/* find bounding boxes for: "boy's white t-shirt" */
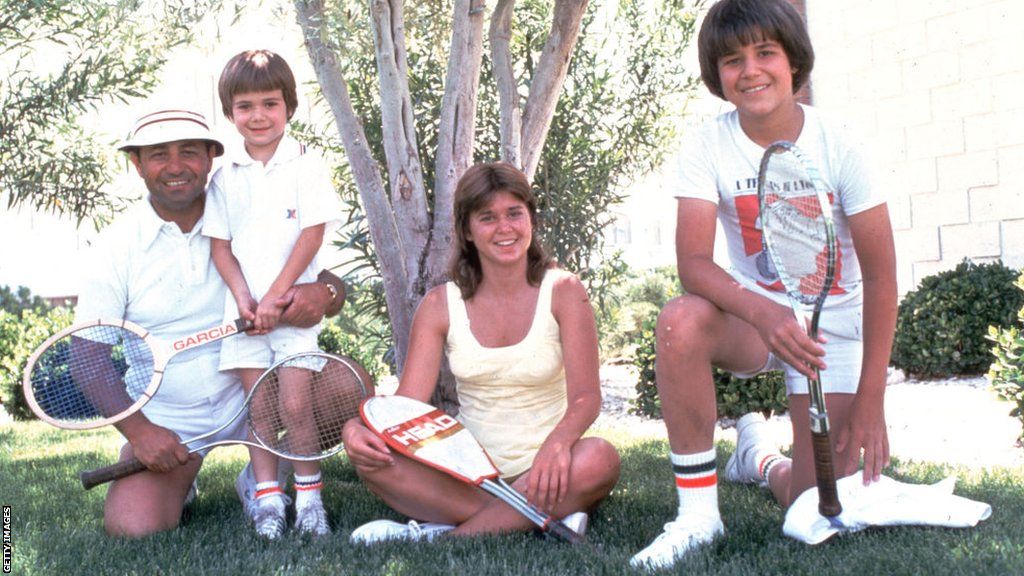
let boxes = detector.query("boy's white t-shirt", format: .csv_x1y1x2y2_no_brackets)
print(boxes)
670,104,886,309
203,134,342,300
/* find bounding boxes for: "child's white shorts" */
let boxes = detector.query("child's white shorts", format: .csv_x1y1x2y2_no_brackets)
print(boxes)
218,324,320,371
729,300,863,395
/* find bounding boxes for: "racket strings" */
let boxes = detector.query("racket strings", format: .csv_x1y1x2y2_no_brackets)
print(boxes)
27,326,154,425
761,152,835,306
247,355,365,459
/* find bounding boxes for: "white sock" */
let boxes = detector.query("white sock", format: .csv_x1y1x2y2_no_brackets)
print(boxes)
294,472,323,508
255,481,285,508
671,448,720,521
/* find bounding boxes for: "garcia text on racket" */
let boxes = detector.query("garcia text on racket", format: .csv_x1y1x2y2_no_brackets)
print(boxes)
172,324,241,351
2,505,11,574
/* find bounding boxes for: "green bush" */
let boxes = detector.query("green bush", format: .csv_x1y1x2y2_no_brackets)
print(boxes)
987,270,1024,444
0,307,74,420
631,315,788,420
318,317,391,385
892,259,1024,379
598,266,681,360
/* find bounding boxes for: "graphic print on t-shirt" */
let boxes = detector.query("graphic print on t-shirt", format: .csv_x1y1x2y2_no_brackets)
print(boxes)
732,176,845,297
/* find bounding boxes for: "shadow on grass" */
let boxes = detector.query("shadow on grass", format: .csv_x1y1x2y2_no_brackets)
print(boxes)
2,423,1022,575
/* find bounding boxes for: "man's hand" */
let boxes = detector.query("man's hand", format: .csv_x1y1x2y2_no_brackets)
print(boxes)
119,414,191,473
277,270,345,327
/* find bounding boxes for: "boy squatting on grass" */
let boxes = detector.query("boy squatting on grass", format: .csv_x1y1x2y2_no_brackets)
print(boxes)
204,49,344,540
630,0,898,569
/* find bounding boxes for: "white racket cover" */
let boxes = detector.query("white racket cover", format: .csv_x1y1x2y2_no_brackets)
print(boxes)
360,395,499,485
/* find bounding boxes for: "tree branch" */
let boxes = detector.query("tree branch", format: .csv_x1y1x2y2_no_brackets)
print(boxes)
427,0,486,282
368,0,430,283
293,0,414,366
489,0,521,168
520,0,589,181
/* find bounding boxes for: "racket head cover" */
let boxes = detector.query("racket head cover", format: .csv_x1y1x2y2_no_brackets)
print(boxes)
360,395,500,484
247,351,368,460
22,319,163,429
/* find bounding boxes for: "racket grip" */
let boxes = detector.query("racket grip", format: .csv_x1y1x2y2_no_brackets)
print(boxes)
80,457,147,490
811,431,842,518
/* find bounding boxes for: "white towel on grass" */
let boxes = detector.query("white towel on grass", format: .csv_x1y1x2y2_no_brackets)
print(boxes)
783,473,991,545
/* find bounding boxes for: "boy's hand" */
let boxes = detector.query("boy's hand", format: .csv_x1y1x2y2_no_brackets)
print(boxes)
236,294,259,332
255,295,285,332
755,302,827,379
836,392,889,485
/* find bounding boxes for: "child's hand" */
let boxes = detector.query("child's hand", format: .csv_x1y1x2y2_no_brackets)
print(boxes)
235,293,259,333
255,294,285,332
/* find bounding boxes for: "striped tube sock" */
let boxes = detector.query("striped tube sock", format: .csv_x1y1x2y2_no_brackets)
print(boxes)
671,448,721,521
758,452,788,485
255,481,285,504
294,472,324,508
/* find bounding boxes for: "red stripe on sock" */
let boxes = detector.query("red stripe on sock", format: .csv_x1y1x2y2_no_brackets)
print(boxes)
295,482,324,492
675,472,717,488
255,486,284,499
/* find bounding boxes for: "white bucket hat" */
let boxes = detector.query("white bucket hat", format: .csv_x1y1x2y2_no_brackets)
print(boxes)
118,109,224,157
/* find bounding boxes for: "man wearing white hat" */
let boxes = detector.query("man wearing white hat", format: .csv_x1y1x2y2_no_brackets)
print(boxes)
74,109,345,537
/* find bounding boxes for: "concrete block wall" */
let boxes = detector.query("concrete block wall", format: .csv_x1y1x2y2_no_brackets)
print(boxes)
806,0,1024,293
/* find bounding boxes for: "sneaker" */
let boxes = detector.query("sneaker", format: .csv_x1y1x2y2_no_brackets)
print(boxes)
253,494,290,540
561,511,588,536
295,496,331,537
725,412,771,487
349,519,455,544
630,515,725,570
235,462,294,520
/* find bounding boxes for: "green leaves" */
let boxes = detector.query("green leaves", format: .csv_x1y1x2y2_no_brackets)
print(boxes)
986,271,1024,442
892,259,1024,379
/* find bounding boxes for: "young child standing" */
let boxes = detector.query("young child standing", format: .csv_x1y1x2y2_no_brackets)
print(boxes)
204,49,342,539
630,0,897,568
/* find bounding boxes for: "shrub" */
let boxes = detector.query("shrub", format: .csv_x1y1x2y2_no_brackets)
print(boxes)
892,259,1024,379
987,270,1024,444
318,317,392,385
0,307,74,420
631,315,788,420
598,267,681,360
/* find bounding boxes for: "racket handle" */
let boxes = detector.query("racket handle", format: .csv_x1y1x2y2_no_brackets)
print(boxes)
545,518,585,545
80,457,147,490
811,431,842,518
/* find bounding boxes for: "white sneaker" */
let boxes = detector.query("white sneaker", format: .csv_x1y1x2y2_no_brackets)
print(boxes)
349,519,455,544
725,412,771,487
630,515,725,569
235,462,294,520
253,494,290,540
295,496,331,537
561,511,588,536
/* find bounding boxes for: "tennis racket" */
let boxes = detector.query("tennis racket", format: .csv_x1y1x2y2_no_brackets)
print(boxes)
360,395,583,544
80,351,369,489
22,317,251,430
757,140,842,519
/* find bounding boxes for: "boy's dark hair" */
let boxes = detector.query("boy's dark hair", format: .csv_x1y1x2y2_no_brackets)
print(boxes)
218,50,298,119
697,0,814,100
448,162,553,299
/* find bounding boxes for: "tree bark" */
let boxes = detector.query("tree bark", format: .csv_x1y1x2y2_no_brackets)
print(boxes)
490,0,522,168
520,0,589,181
294,0,415,369
368,0,431,284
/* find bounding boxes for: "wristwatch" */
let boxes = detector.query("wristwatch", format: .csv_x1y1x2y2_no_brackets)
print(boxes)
323,281,338,303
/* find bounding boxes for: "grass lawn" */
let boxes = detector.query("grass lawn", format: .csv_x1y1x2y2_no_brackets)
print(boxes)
1,420,1021,575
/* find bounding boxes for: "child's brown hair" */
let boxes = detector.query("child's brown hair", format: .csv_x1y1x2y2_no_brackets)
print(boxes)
218,50,298,119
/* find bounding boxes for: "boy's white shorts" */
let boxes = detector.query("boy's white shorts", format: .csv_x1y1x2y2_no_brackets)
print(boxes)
218,325,320,371
730,301,863,395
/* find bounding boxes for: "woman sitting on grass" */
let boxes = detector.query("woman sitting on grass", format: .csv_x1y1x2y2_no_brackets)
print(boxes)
342,161,621,543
